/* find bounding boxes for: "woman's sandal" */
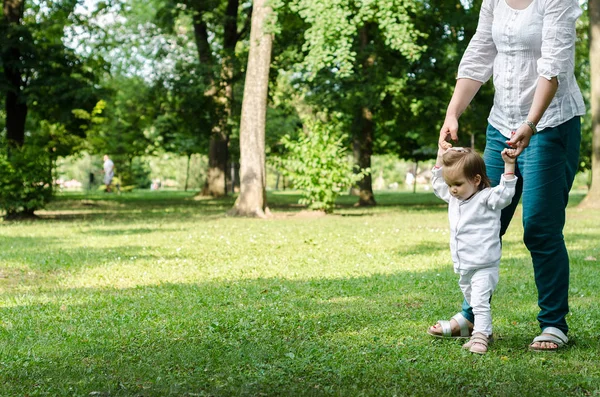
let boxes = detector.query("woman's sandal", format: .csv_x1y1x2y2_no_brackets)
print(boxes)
529,327,568,352
463,332,490,354
427,313,473,339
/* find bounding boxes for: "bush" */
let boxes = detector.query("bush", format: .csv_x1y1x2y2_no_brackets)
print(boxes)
106,156,152,189
278,118,367,213
0,145,53,218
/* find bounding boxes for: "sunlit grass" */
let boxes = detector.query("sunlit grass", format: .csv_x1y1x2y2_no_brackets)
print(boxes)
1,190,599,396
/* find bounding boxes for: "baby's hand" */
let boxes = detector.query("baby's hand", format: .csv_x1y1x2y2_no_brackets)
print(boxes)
437,141,452,157
439,141,452,150
501,148,517,164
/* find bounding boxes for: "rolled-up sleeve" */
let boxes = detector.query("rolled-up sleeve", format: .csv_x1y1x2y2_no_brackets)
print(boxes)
457,0,497,83
485,175,517,211
537,0,582,81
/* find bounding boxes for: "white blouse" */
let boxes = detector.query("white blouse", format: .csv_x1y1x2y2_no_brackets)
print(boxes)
457,0,586,138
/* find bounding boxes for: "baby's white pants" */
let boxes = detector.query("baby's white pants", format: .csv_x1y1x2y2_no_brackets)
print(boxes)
458,266,499,337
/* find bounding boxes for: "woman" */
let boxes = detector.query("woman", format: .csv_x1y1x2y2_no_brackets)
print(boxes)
428,0,585,351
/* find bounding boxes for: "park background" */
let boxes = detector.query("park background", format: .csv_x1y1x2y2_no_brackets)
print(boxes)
2,0,600,395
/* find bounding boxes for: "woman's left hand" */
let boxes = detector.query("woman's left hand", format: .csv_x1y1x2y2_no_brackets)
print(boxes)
506,123,534,156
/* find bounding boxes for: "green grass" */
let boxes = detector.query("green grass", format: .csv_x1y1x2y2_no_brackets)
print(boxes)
1,190,599,396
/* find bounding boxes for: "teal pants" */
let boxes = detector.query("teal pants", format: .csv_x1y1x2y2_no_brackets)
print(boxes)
461,117,581,334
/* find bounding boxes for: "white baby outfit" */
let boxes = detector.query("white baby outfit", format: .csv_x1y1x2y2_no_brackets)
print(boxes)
432,167,517,336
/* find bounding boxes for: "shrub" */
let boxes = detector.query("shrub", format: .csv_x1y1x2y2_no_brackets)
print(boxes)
114,157,152,189
278,118,367,213
0,145,53,219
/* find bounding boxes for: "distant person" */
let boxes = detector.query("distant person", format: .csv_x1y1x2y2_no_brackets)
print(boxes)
404,172,415,188
429,145,517,354
102,155,115,193
151,179,161,191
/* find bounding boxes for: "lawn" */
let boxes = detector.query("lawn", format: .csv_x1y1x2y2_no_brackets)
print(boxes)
1,190,599,396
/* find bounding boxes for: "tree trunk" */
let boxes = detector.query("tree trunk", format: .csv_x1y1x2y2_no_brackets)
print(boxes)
197,0,240,197
229,0,272,217
353,27,376,206
184,153,191,191
413,161,418,194
192,13,212,65
201,132,229,196
3,0,27,147
580,0,600,209
353,106,376,206
200,56,234,196
49,156,54,194
228,161,240,192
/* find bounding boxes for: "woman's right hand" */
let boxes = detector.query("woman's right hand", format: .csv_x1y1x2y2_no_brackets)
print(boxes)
439,116,459,148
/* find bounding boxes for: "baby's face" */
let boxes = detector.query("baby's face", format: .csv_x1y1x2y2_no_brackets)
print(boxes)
443,168,481,201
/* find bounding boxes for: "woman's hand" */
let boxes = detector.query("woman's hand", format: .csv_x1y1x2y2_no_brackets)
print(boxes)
439,116,459,148
506,123,534,156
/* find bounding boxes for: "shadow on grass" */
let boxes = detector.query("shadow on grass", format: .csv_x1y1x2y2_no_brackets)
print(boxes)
34,191,235,223
397,239,447,256
34,190,448,223
2,190,591,223
1,261,599,396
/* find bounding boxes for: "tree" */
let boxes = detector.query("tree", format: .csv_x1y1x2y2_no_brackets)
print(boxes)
158,0,251,197
229,0,273,217
86,76,158,186
188,0,250,197
381,1,490,163
83,0,214,186
151,0,253,196
2,0,106,147
285,0,464,205
581,0,600,208
92,0,251,194
2,0,28,147
1,0,106,217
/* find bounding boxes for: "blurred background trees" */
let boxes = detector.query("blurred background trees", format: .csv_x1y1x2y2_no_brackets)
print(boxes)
1,0,595,216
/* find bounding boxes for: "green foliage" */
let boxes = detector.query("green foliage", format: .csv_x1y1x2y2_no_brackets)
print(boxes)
575,1,591,173
0,145,53,217
288,0,425,77
370,154,417,188
274,0,485,167
0,0,108,216
86,76,157,159
1,0,108,137
70,100,108,153
36,121,85,158
266,70,304,156
278,117,367,212
152,64,213,156
383,0,489,155
72,100,108,126
143,153,208,190
108,156,152,189
127,158,153,188
32,99,106,159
